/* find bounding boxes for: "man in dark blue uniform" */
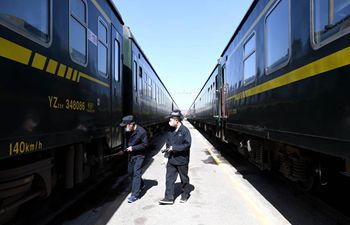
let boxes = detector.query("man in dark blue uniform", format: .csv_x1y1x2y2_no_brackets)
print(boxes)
120,115,148,203
159,110,192,205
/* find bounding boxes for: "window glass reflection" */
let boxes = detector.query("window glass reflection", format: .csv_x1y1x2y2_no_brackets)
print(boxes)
98,43,107,75
70,17,86,64
265,0,289,71
313,0,350,45
99,21,107,44
244,35,255,57
0,0,49,42
71,0,86,22
244,52,256,85
114,40,120,81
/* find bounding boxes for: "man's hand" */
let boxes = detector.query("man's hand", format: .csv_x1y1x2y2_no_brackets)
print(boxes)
161,146,173,153
126,146,133,152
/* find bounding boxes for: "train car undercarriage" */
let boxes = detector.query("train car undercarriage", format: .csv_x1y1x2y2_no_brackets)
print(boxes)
191,120,346,192
0,139,125,224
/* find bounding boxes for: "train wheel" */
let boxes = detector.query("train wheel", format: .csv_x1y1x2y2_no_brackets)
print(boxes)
297,175,316,192
297,162,327,192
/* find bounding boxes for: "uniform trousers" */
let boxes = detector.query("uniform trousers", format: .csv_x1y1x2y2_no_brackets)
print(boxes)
165,162,191,200
128,155,145,197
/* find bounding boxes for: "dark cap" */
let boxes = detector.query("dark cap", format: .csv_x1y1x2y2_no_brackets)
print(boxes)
120,115,135,127
166,110,184,121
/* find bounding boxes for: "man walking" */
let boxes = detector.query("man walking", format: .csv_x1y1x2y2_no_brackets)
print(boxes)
120,115,148,203
159,110,192,205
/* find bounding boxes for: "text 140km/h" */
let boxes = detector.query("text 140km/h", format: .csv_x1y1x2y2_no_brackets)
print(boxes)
9,141,43,156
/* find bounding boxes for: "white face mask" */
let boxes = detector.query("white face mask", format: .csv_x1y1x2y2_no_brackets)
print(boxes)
169,120,177,127
125,127,131,132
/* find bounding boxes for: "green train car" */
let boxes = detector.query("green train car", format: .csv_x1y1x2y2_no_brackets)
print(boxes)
188,0,350,189
0,0,176,221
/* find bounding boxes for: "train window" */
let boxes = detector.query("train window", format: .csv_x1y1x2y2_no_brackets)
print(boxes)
152,82,156,101
158,87,160,104
148,76,152,98
99,22,107,44
147,76,151,97
71,0,86,22
139,67,143,96
98,18,108,77
70,0,87,65
144,73,147,96
312,0,350,48
147,76,150,97
0,0,51,45
114,39,120,81
264,0,290,74
160,92,162,105
144,73,148,97
139,67,143,78
133,61,138,91
243,33,256,85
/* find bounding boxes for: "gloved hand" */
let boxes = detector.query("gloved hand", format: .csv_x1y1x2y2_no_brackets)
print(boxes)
161,146,173,153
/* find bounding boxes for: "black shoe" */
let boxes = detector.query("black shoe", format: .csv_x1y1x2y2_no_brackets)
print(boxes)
141,184,146,191
180,195,190,203
159,198,174,205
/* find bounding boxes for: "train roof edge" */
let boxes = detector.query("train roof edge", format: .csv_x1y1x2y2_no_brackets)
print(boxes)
220,0,258,57
106,0,125,25
189,1,257,110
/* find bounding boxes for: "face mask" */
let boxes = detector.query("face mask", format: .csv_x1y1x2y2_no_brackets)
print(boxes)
125,127,131,132
169,120,176,127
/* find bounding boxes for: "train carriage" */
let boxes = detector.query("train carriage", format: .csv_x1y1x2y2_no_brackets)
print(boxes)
188,0,350,188
123,27,177,128
0,0,176,222
187,65,220,136
0,0,125,158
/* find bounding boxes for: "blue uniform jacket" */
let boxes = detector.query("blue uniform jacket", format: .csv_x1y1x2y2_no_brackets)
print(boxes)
125,125,148,156
166,123,192,165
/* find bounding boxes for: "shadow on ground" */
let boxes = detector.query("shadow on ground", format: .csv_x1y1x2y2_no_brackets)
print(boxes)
51,125,170,225
192,123,350,225
138,179,159,199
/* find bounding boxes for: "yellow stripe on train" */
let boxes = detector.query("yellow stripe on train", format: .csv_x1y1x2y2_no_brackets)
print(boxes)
78,72,110,88
228,46,350,101
0,37,32,65
0,37,110,88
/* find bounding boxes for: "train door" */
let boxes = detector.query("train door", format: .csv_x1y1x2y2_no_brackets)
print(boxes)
132,54,140,113
215,73,221,138
110,25,122,148
221,64,228,119
220,64,228,142
138,65,144,114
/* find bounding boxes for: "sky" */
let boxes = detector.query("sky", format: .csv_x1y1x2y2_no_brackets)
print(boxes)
114,0,254,111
